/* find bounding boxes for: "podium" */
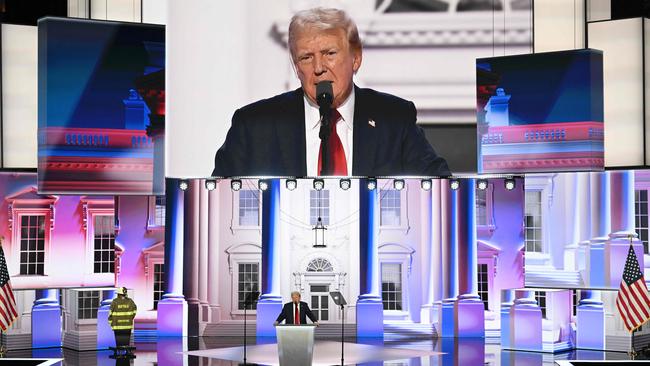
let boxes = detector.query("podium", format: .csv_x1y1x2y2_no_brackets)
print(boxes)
276,324,315,366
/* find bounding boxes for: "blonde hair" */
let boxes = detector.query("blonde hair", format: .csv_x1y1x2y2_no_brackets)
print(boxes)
290,291,301,298
288,7,362,61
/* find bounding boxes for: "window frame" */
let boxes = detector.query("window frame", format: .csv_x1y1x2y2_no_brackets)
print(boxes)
232,182,261,230
146,195,166,231
378,181,409,231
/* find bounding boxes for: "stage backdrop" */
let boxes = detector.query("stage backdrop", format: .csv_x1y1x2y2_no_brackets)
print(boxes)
37,17,165,195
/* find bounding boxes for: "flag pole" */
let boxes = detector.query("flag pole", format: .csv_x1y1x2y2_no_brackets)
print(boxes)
629,234,637,360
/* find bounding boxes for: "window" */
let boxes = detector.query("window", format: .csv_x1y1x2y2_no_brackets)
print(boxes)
477,263,489,310
77,290,100,319
154,196,165,227
310,190,330,225
535,291,546,318
380,189,401,226
525,191,543,253
153,263,164,310
476,188,488,226
635,190,649,254
238,263,259,310
306,258,333,272
572,290,579,316
19,215,45,275
93,215,115,273
239,190,260,226
381,263,402,310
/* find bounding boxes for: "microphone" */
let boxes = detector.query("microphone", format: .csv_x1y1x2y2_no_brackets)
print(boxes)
316,81,333,175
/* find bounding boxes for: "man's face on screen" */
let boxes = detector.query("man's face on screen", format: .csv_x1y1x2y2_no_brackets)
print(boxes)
293,28,361,108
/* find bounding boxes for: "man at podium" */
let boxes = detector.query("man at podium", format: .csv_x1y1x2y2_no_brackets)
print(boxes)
274,291,319,326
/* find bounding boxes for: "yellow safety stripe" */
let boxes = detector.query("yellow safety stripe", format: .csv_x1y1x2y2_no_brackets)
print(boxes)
111,325,133,330
110,311,136,316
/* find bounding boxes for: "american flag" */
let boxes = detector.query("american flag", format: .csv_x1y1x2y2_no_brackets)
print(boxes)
616,244,650,332
0,244,17,331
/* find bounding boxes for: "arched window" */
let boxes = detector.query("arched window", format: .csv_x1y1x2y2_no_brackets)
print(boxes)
306,258,333,272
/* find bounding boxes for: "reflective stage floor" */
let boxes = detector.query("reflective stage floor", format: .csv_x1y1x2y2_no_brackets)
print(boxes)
3,337,647,366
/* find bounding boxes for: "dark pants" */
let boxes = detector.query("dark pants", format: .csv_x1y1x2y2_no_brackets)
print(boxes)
114,329,132,348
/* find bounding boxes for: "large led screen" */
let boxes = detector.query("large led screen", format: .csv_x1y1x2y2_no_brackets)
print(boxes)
477,49,604,174
162,177,524,335
524,170,646,290
0,171,116,289
37,18,165,195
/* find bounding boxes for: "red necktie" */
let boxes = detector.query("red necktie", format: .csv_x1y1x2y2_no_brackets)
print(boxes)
318,109,348,175
294,303,300,325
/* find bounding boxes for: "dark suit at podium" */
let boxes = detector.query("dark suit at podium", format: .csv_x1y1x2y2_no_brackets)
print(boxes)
276,301,317,325
211,86,451,177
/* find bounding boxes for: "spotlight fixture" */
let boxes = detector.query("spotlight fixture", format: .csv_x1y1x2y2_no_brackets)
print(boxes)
393,179,405,191
450,179,460,190
477,179,488,191
179,180,189,191
258,180,269,191
367,179,377,190
505,178,516,191
286,179,297,191
339,178,351,190
205,179,217,191
421,179,432,191
231,179,242,191
313,179,325,191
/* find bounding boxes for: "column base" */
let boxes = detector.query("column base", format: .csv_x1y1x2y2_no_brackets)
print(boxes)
420,303,436,324
356,296,383,338
157,294,188,337
438,298,456,338
97,305,115,349
605,236,644,288
256,295,282,337
500,304,513,348
31,305,61,348
588,240,606,287
456,294,485,338
509,302,542,352
209,305,222,323
576,303,605,350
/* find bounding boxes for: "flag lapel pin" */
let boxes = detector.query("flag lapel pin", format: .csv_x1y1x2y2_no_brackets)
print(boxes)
368,119,376,127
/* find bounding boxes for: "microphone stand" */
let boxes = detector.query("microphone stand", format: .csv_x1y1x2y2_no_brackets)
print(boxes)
319,107,332,175
340,303,345,366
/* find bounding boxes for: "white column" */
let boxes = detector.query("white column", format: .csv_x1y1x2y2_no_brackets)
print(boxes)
183,180,201,336
198,180,210,326
588,172,610,287
207,186,222,322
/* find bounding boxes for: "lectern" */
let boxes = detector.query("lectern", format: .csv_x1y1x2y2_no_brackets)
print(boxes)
275,324,315,366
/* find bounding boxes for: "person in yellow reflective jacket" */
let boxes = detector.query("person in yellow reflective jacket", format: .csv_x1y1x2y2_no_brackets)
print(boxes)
108,287,137,355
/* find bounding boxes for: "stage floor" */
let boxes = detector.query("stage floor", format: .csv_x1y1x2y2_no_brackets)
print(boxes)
186,340,442,365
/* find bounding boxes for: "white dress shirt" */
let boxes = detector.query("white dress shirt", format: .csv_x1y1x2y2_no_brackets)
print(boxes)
292,301,301,324
304,89,354,176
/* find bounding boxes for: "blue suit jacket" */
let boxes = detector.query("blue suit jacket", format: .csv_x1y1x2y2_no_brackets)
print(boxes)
212,86,450,177
275,301,317,325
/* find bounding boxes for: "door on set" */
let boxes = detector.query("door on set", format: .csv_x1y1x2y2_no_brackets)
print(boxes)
310,284,330,321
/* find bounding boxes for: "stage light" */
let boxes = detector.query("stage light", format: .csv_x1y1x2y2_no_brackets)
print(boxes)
505,178,516,191
179,180,189,191
367,179,377,190
231,179,242,191
286,179,297,191
421,179,432,191
450,179,460,190
393,179,405,191
205,179,217,191
313,179,325,191
477,179,488,191
258,180,269,191
339,178,351,190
